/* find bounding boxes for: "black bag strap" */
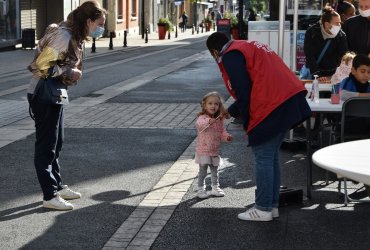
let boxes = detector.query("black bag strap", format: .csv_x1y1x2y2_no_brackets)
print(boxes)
316,39,332,65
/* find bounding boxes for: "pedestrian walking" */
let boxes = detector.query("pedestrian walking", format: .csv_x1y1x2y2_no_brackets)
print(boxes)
181,11,188,32
27,0,107,211
206,32,311,221
195,92,233,199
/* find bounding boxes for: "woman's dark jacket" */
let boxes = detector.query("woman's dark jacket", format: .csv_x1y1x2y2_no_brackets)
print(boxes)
303,22,348,77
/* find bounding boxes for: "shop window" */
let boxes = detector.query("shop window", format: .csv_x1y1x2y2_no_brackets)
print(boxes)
117,0,123,19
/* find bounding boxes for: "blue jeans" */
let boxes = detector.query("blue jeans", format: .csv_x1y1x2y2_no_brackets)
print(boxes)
251,131,287,211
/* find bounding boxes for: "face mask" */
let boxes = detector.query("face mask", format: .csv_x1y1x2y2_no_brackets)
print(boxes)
359,9,370,17
329,25,341,36
89,26,105,38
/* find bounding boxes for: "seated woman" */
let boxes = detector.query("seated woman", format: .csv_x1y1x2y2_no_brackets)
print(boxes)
303,5,348,80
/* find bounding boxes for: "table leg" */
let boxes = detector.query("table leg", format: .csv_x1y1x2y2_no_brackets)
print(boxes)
306,117,312,199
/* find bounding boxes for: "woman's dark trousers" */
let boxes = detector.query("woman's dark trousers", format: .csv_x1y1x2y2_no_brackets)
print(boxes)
28,94,64,201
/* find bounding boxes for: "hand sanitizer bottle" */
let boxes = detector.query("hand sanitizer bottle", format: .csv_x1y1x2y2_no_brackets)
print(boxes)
312,75,319,103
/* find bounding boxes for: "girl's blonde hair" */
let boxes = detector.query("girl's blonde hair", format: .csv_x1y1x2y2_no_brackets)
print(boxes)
197,91,227,118
341,51,356,65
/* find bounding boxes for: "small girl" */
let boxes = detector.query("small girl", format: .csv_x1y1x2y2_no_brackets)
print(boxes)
331,51,356,85
195,92,233,199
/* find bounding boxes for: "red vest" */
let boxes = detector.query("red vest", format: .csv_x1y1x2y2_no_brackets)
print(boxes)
218,40,306,133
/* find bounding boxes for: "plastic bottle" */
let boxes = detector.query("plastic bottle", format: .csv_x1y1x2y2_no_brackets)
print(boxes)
312,75,319,103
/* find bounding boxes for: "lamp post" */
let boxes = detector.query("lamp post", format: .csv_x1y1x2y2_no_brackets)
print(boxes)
193,0,197,29
238,0,243,39
141,0,145,39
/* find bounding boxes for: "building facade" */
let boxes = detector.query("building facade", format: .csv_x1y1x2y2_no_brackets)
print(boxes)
0,0,213,49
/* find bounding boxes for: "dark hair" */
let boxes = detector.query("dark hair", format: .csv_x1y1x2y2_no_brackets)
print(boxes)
352,54,370,69
206,32,230,53
67,1,107,42
337,0,354,15
321,6,339,24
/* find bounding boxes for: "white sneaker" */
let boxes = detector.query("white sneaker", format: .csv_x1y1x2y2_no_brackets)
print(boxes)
43,194,74,210
272,207,279,218
208,186,225,197
197,189,209,199
58,185,81,200
238,207,273,221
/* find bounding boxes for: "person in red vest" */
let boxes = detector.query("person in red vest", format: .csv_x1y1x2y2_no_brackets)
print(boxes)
206,32,311,221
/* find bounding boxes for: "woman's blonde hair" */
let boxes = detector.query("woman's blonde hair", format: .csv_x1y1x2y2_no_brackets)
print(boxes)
341,51,356,65
197,91,227,118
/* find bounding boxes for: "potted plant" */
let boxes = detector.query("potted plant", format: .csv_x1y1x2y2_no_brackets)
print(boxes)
157,18,173,40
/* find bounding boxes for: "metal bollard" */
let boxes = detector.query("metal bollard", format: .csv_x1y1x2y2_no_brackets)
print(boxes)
175,25,178,38
168,30,170,40
192,25,194,35
91,38,96,53
145,28,148,43
109,32,114,50
123,30,127,47
197,26,199,34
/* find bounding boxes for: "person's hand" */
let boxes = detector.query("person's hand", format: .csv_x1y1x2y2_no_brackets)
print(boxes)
71,68,82,81
318,76,331,83
222,111,231,119
227,135,233,142
209,118,216,124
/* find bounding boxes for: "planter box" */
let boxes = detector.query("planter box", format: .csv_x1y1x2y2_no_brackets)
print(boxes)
157,25,167,40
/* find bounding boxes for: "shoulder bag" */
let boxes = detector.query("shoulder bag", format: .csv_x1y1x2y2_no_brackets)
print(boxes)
33,67,69,105
299,39,332,80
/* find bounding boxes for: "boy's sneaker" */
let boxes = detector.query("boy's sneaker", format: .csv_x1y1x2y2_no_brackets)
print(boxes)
238,207,273,221
208,186,225,197
197,189,209,199
58,185,81,200
43,194,74,210
272,207,279,218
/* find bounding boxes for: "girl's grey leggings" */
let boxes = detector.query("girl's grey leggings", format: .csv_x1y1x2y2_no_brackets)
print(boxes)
198,164,219,188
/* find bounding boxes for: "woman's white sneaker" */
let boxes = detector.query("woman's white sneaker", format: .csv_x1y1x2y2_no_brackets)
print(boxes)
58,185,81,200
43,194,74,210
238,207,273,221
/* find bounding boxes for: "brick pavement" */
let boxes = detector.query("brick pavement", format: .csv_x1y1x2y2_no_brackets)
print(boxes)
0,30,220,249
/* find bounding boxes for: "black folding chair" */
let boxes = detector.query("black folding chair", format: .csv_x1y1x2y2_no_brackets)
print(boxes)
337,97,370,205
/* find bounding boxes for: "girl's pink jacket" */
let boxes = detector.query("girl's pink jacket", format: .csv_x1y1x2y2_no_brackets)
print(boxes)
195,114,231,156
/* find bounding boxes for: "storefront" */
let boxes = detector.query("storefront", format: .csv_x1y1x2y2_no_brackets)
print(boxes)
0,0,20,48
0,0,78,49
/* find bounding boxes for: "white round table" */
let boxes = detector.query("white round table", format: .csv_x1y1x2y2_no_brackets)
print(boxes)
312,139,370,186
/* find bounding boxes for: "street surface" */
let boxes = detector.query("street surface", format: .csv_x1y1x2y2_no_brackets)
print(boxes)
1,32,370,250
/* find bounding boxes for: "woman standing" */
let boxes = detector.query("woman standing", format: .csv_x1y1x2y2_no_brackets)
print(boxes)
303,5,348,80
27,1,107,210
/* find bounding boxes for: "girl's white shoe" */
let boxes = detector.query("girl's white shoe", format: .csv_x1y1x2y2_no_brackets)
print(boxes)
197,189,209,199
208,186,225,197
